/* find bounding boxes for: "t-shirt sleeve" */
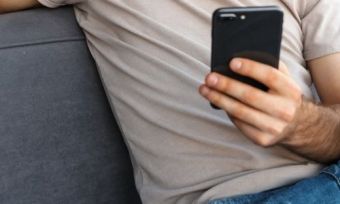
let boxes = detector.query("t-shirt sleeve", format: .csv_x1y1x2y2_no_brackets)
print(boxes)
37,0,85,8
302,0,340,60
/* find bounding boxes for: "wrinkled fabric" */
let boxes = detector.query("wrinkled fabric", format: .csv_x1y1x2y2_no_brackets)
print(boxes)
209,161,340,204
37,0,340,203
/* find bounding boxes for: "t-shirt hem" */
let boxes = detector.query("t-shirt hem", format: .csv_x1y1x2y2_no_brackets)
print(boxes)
304,46,340,61
37,0,64,8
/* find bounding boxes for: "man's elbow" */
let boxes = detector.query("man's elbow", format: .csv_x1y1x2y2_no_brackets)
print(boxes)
0,1,9,14
0,0,41,14
0,0,15,14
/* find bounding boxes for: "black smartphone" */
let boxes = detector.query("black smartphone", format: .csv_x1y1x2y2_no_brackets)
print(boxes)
211,6,284,109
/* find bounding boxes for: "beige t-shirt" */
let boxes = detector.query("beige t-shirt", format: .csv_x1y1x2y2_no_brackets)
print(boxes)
38,0,340,203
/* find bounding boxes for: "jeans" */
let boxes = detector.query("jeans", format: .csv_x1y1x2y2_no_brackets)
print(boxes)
209,161,340,204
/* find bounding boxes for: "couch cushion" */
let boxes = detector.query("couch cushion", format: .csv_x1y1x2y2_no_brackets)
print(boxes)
0,7,83,49
0,7,141,204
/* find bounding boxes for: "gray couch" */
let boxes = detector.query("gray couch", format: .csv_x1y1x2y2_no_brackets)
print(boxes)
0,7,141,204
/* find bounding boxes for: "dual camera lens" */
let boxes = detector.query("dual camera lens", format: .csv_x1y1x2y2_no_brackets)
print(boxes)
219,14,246,21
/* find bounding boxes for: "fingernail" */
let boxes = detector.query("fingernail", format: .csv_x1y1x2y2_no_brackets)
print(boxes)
207,74,218,86
200,86,210,96
230,59,242,71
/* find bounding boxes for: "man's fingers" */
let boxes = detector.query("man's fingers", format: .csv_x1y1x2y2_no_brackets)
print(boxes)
199,86,287,135
204,73,297,122
232,118,278,147
229,58,301,99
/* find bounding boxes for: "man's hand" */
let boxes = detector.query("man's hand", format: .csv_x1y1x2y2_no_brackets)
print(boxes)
200,58,303,146
0,0,40,14
199,58,340,164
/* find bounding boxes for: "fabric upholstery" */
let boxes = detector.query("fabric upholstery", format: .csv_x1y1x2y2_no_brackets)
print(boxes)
0,7,141,204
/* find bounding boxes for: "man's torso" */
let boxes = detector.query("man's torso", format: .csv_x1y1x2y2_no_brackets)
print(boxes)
72,1,322,203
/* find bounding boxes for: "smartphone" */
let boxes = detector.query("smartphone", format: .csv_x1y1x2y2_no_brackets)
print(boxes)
211,6,284,109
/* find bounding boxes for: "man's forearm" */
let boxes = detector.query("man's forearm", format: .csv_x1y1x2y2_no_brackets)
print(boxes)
0,0,40,14
282,100,340,164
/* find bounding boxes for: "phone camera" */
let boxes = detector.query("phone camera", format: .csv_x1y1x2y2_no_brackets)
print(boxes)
219,13,237,21
240,15,246,20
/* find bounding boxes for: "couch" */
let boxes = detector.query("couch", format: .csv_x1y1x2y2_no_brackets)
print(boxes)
0,6,142,204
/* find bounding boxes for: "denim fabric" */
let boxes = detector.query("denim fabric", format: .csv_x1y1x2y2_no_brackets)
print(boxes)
209,161,340,204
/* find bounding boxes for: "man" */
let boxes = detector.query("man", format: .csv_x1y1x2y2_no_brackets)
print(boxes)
1,0,340,203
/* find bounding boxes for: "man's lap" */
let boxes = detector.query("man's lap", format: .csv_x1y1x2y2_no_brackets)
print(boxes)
209,161,340,204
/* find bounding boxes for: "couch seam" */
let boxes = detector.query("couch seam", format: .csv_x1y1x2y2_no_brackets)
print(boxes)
0,36,85,50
